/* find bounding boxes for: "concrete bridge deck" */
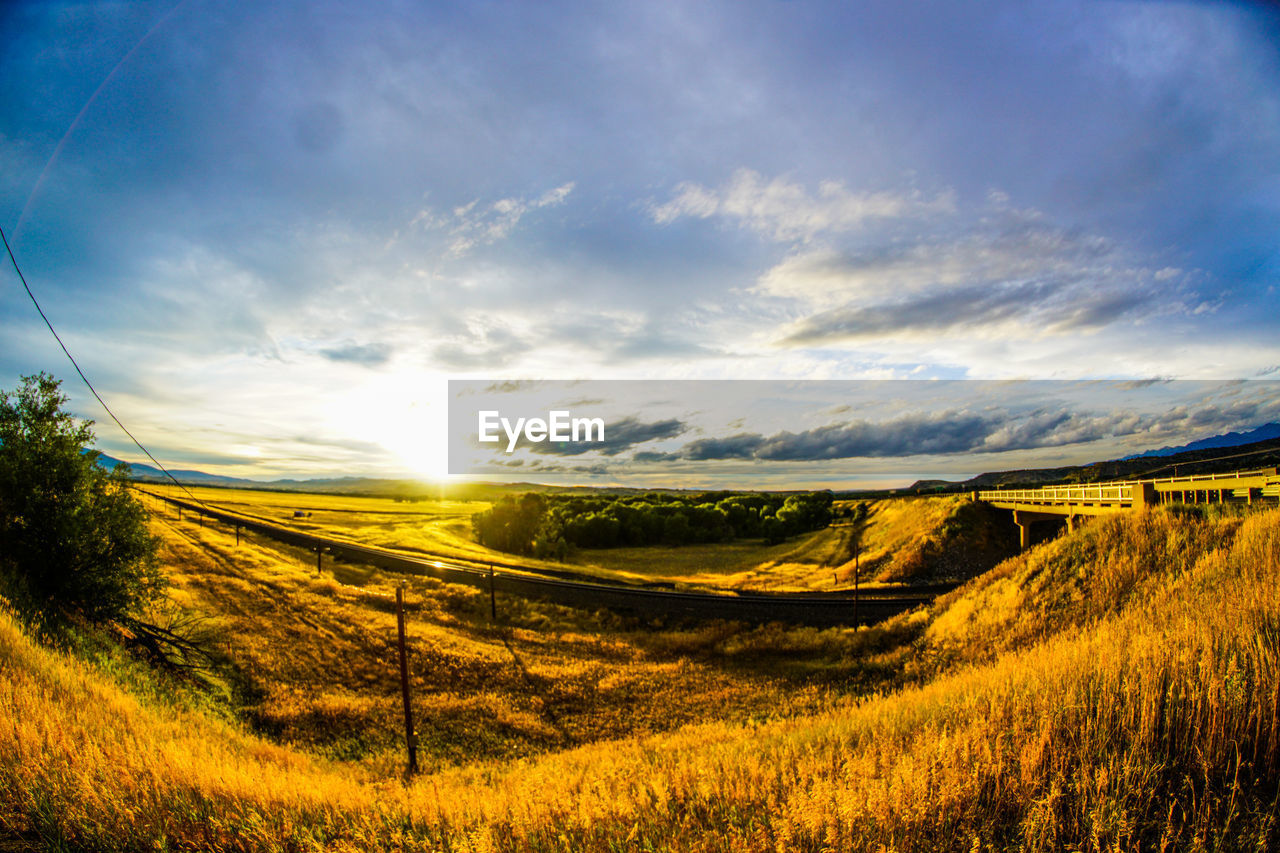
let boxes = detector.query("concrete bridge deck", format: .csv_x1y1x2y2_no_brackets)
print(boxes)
978,467,1280,548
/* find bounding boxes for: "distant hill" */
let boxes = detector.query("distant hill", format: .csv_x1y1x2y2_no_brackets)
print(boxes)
95,453,258,487
93,452,680,501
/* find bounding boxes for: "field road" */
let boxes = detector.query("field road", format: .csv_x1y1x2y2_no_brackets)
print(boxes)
139,490,947,627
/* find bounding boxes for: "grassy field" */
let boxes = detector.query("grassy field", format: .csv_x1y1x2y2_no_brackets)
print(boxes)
140,485,1009,590
2,500,1277,849
123,504,856,772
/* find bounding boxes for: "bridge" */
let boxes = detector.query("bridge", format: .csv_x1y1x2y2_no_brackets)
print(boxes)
978,467,1280,548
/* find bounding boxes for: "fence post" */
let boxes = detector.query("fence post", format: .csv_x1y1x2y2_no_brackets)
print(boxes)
396,586,419,775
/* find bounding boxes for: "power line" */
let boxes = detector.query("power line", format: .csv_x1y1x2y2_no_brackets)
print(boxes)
0,221,208,509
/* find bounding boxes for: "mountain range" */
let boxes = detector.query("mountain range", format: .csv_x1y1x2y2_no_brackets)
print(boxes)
1119,422,1280,459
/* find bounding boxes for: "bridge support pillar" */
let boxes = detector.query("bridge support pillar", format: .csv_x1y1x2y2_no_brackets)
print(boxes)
1133,482,1156,510
1013,509,1058,550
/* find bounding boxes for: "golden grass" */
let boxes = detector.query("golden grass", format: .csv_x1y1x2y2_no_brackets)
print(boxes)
3,506,1277,850
126,501,835,773
562,524,864,591
143,483,510,570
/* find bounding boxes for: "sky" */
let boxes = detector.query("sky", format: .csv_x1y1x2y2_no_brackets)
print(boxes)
1,0,1279,486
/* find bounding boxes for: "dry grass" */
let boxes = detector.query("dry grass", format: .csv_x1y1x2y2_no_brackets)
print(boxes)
127,500,836,772
2,505,1277,851
566,524,865,591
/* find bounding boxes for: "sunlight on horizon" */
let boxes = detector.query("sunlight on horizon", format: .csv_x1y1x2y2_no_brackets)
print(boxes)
328,373,450,481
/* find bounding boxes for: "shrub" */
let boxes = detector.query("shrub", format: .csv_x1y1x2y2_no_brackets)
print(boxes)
0,373,161,624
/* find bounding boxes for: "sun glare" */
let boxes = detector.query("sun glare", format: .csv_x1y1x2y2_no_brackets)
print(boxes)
330,374,451,481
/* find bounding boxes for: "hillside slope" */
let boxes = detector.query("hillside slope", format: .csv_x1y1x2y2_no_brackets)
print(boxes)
2,506,1277,851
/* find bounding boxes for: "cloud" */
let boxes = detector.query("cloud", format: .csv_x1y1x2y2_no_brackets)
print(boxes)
481,380,539,394
675,411,993,461
680,433,767,460
414,182,575,258
531,312,730,364
651,169,954,241
5,1,1278,484
529,416,688,457
757,206,1194,346
779,278,1164,345
512,460,612,477
632,450,681,463
755,219,1114,304
979,410,1148,453
761,412,997,460
431,322,531,369
656,398,1280,464
319,341,393,367
647,170,1201,351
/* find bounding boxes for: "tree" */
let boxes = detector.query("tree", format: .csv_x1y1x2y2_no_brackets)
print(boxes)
0,373,161,623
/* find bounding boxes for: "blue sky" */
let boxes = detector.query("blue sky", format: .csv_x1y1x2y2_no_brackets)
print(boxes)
2,0,1279,484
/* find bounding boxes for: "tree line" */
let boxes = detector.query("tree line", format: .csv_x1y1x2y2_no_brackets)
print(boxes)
473,490,834,558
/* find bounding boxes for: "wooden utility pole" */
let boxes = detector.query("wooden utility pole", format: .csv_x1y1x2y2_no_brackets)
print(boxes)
395,586,419,775
853,548,860,625
489,564,497,620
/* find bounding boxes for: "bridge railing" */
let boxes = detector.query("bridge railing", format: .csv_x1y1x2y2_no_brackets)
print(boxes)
978,466,1280,506
978,483,1135,504
1148,467,1278,487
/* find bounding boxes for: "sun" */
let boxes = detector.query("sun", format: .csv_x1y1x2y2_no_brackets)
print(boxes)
329,374,452,481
